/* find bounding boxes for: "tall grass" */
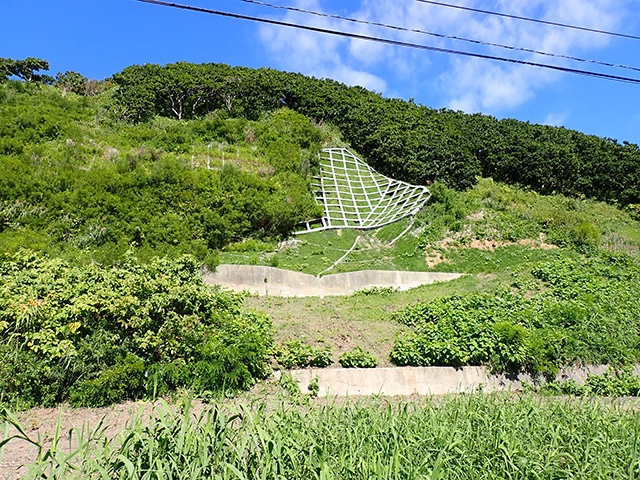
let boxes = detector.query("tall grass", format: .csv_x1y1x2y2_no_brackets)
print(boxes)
4,395,640,479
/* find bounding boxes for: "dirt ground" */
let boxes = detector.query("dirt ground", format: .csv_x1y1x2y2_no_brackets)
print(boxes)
2,401,137,479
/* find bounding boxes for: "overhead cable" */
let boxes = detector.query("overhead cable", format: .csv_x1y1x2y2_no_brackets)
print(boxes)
135,0,640,85
234,0,640,73
414,0,640,41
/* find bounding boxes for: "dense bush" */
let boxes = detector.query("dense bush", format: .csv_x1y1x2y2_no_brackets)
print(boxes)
339,347,378,368
0,81,322,265
0,251,273,408
390,254,640,374
273,339,333,369
529,367,640,396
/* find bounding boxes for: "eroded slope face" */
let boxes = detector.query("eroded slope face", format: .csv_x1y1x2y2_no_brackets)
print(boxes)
298,148,431,233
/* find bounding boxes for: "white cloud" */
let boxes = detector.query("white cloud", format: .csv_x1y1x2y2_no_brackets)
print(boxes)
258,0,629,114
543,111,570,126
332,65,387,92
438,0,625,113
258,0,387,91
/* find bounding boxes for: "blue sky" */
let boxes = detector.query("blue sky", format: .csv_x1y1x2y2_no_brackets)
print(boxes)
3,0,640,145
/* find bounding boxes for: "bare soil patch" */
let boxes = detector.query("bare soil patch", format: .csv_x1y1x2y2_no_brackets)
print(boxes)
424,233,557,267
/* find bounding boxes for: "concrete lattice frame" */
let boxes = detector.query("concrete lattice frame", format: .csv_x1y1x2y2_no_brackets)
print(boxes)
297,148,431,234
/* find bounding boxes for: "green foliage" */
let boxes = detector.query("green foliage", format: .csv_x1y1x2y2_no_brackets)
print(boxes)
9,396,640,479
339,346,378,368
256,108,322,175
527,378,587,396
223,238,276,253
0,81,91,155
307,375,320,397
0,79,326,264
273,339,333,369
0,57,51,83
278,372,301,398
529,367,640,397
390,253,640,374
110,61,640,204
0,251,273,408
419,179,636,253
69,355,146,408
55,71,87,95
417,181,477,246
352,286,398,296
585,367,640,396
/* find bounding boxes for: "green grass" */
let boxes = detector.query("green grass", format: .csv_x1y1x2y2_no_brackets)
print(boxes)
245,273,503,366
221,218,433,275
430,244,576,273
221,178,640,278
6,394,640,479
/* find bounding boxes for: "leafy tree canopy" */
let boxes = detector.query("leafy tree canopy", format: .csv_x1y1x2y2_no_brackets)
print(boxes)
110,62,640,205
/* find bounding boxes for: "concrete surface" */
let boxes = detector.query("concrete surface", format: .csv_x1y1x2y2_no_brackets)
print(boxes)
203,265,465,297
289,364,640,397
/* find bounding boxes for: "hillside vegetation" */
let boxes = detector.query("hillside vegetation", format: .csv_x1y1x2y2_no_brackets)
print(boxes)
1,61,640,409
111,62,640,205
246,179,640,373
0,80,332,267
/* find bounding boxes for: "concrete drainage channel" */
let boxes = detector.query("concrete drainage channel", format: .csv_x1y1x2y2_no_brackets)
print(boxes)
288,365,640,397
203,264,465,297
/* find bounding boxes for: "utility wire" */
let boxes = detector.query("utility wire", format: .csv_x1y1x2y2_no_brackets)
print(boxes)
135,0,640,85
415,0,640,41
234,0,640,73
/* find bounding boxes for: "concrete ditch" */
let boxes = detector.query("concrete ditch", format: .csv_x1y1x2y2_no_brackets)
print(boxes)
289,365,640,397
203,264,465,297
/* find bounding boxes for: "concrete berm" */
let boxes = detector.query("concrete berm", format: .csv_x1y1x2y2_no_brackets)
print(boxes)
203,265,465,297
289,364,640,397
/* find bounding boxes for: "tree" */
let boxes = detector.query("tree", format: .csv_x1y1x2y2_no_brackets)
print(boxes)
156,62,210,120
14,57,50,82
55,70,87,95
0,57,51,83
0,58,14,83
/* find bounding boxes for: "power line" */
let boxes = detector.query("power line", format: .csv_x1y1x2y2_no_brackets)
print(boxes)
414,0,640,41
234,0,640,74
135,0,640,85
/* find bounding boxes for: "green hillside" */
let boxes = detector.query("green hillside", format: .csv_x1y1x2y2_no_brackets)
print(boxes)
111,62,640,204
1,60,640,410
0,80,331,267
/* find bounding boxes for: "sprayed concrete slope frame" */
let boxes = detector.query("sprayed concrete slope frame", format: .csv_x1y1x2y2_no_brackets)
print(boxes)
296,148,431,234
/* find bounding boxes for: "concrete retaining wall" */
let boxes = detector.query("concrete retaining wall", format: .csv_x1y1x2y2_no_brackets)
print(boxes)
203,265,464,297
289,365,640,397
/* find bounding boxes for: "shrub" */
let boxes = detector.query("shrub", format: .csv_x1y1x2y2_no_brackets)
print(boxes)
528,368,640,397
0,251,274,408
390,254,640,374
278,372,301,398
307,376,320,397
273,339,332,369
585,367,640,396
69,355,146,407
339,347,378,368
352,286,398,296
